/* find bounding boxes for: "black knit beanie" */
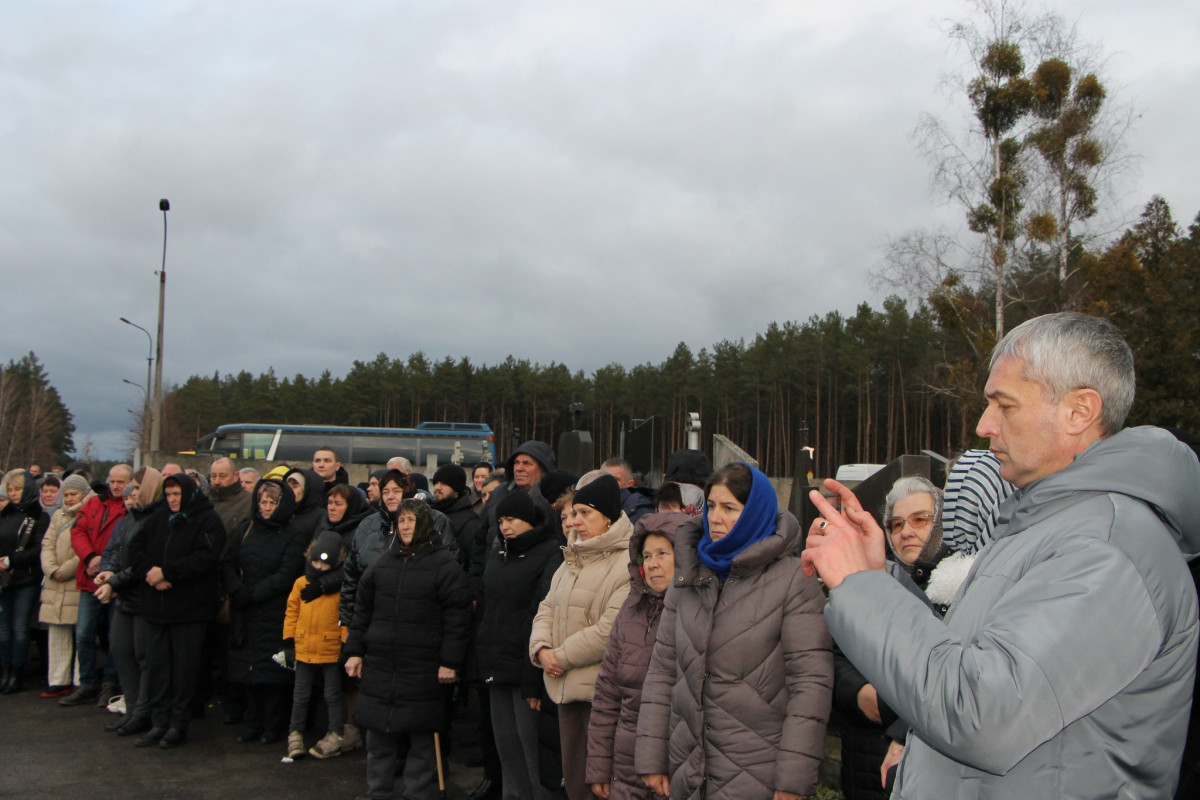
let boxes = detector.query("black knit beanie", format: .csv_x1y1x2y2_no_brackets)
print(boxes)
573,473,622,524
432,464,467,496
495,490,538,527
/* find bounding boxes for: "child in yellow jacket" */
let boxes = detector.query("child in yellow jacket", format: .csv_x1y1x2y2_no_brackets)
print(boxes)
283,530,347,759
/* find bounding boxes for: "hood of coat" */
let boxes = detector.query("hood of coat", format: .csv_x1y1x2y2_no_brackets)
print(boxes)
252,478,297,528
998,425,1200,559
284,468,326,517
503,440,557,482
163,473,216,520
674,510,801,585
329,486,371,533
136,467,164,509
627,511,686,598
2,469,39,513
565,510,634,566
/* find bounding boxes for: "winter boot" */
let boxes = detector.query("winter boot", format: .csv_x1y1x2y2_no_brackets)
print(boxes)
287,730,306,759
340,722,362,752
308,731,343,759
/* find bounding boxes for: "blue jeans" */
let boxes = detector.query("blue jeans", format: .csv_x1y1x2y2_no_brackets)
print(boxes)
75,591,118,690
0,583,40,670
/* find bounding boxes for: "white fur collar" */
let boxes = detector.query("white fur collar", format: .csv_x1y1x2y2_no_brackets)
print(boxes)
925,551,976,606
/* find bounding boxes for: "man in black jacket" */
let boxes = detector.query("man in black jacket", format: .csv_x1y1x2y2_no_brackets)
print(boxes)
431,464,480,574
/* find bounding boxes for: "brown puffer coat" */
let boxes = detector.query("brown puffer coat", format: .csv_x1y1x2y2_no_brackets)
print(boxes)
634,512,833,800
585,512,685,799
529,512,633,704
39,497,89,625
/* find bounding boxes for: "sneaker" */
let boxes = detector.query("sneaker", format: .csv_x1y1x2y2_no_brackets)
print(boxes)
308,731,343,759
107,694,126,715
340,722,362,752
287,731,306,759
59,686,97,707
97,683,120,708
40,685,73,699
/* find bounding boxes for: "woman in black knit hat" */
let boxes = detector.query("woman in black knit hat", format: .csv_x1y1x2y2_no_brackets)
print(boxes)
529,473,633,800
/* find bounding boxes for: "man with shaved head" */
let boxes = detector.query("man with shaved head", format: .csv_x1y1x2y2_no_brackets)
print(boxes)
208,457,251,537
62,464,131,706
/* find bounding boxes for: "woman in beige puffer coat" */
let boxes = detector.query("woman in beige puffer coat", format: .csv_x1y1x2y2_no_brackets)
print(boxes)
530,473,633,800
39,474,92,694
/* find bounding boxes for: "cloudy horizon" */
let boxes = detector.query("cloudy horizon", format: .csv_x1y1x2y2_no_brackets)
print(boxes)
3,1,1197,460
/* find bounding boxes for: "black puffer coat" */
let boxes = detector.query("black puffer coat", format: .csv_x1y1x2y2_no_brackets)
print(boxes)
475,508,562,697
339,503,462,627
344,530,471,734
223,479,307,685
0,473,50,589
433,491,480,573
129,475,225,625
105,499,165,617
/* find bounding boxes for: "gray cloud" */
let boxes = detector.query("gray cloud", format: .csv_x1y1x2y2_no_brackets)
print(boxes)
2,1,1196,459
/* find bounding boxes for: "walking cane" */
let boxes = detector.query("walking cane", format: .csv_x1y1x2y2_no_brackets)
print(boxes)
433,731,447,800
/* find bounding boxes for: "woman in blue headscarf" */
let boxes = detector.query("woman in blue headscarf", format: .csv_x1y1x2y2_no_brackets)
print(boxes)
634,463,833,800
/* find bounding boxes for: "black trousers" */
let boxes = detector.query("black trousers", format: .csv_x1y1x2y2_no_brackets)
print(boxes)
136,617,207,731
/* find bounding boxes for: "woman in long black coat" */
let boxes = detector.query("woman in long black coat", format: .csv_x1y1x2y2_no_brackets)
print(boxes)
0,470,50,693
223,478,307,744
344,499,471,800
128,472,225,748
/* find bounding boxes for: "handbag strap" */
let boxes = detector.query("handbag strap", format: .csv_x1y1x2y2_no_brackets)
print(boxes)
13,516,36,553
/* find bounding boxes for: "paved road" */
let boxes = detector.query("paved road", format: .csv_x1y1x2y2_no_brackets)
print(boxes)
0,686,486,799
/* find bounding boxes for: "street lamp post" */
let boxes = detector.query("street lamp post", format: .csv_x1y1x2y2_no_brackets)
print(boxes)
122,378,147,470
120,317,153,468
149,199,169,455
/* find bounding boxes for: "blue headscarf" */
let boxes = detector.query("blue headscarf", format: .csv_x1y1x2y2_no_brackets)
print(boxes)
696,463,778,581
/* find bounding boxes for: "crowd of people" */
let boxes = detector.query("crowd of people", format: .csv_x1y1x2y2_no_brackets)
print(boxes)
1,312,1198,800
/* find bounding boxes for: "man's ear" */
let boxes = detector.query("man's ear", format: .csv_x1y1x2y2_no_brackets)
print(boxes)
1063,387,1103,435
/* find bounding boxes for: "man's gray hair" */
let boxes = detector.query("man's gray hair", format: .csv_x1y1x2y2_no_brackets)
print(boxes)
990,312,1135,436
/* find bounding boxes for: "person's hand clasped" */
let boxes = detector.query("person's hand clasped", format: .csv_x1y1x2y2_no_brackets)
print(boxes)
537,647,564,679
642,774,670,796
437,666,456,684
800,478,887,589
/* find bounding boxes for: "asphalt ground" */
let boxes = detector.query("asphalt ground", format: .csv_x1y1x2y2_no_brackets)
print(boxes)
0,669,487,800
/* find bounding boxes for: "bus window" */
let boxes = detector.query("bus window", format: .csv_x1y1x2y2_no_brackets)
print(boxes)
274,432,332,461
242,432,274,460
351,435,397,465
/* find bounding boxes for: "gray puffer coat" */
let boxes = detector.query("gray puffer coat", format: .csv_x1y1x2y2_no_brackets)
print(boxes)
827,426,1200,800
634,511,833,800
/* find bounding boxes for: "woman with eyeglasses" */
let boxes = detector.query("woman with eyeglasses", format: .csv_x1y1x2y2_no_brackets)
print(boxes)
831,476,955,800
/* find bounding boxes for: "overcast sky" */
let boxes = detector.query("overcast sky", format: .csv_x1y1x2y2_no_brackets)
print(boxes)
3,1,1197,460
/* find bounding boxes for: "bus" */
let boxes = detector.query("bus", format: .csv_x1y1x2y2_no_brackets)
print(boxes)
193,422,497,468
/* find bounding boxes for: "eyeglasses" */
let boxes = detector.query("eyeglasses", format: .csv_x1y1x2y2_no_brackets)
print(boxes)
887,512,934,536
